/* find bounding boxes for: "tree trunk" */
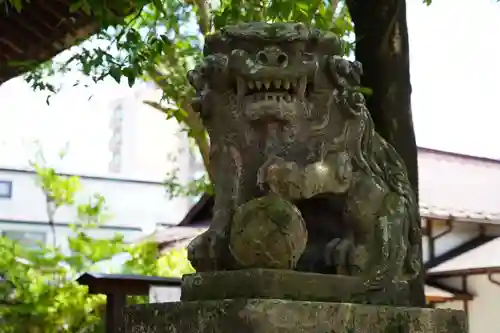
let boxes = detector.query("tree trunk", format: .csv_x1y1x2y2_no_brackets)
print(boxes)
346,0,425,306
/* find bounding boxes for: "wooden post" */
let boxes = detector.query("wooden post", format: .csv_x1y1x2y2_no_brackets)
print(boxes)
76,273,181,333
106,293,127,333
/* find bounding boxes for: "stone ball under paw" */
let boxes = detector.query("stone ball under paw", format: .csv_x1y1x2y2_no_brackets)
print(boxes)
229,195,308,269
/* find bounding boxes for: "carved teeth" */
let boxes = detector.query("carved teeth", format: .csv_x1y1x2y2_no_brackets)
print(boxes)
237,77,247,98
241,77,306,97
296,76,307,99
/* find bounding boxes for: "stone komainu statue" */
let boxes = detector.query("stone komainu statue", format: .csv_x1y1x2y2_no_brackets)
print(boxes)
186,22,422,288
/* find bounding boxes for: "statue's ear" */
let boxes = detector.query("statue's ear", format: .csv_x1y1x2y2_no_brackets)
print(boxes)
349,61,363,85
187,68,204,92
309,31,342,56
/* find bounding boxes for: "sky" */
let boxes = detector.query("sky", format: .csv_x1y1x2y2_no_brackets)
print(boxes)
0,74,129,173
407,0,500,158
0,0,499,176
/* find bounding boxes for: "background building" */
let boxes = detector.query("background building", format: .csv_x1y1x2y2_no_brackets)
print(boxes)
0,80,204,251
0,167,175,252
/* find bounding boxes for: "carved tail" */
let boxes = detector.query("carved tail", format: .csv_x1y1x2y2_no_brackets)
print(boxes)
378,140,422,279
356,112,422,280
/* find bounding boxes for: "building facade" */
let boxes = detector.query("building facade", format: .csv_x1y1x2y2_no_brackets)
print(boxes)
0,80,205,253
107,82,204,184
419,149,500,333
0,167,184,252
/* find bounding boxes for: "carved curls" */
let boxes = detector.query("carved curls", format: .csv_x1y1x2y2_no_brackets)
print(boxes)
328,55,363,89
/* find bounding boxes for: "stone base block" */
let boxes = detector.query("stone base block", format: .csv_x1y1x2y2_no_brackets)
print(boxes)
182,269,411,306
122,299,467,333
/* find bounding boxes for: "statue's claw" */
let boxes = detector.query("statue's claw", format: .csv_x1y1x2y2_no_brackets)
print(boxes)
257,157,284,192
257,163,267,191
324,238,354,275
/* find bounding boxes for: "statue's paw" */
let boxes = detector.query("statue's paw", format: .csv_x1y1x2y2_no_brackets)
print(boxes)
187,233,211,272
325,238,354,275
257,157,286,191
187,229,228,272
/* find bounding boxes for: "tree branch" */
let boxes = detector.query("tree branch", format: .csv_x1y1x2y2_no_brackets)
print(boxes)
45,197,57,249
192,0,211,35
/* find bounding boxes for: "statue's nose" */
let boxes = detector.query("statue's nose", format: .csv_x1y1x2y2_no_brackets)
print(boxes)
256,50,288,67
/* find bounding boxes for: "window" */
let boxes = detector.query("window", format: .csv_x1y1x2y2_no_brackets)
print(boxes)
0,181,12,199
2,230,47,249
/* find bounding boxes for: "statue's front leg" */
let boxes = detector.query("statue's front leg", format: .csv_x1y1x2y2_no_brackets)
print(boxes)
365,193,410,288
187,209,232,272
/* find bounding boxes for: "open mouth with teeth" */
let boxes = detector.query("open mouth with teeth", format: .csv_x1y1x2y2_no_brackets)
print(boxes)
235,76,308,102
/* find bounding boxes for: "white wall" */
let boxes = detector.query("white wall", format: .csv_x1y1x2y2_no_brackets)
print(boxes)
436,274,500,333
149,285,182,303
422,220,500,263
423,221,479,263
0,220,141,254
107,82,202,186
0,168,191,237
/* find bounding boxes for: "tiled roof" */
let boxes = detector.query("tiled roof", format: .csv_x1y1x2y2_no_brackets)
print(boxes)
139,226,207,251
418,148,500,222
0,0,141,84
428,237,500,276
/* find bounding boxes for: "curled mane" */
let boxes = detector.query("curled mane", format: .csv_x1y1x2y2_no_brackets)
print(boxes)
348,100,421,279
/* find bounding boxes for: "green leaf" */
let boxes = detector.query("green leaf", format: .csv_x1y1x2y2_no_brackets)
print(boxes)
9,0,23,12
68,1,83,13
355,86,373,96
109,66,122,84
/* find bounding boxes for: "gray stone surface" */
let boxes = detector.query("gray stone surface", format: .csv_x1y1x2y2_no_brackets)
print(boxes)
181,269,411,306
122,299,467,333
186,21,422,295
122,22,468,333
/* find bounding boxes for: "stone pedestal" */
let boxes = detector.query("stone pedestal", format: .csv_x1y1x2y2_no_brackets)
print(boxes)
181,269,412,306
122,270,467,333
123,299,466,333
